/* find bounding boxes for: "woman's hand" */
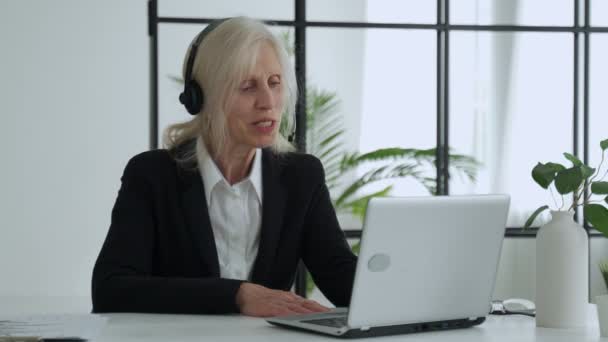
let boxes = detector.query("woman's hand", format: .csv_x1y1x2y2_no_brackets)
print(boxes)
236,282,330,317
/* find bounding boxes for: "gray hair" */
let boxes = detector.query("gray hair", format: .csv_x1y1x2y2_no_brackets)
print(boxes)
163,16,297,163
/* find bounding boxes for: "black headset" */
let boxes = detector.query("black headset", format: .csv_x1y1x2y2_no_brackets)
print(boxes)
179,18,297,143
179,19,229,115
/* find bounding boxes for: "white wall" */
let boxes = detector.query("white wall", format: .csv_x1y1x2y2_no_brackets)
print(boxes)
0,0,149,314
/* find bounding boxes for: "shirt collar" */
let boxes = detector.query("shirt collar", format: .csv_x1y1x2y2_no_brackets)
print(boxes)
196,137,263,205
249,146,263,204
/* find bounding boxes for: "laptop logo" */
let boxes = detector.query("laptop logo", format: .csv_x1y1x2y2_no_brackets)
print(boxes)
368,253,391,272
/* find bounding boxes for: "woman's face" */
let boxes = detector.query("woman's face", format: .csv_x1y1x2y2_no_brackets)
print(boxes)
225,42,284,151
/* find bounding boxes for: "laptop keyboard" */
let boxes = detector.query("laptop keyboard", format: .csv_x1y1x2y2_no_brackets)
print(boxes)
302,316,348,328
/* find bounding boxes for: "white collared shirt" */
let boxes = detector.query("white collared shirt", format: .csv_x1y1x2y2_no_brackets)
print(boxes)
196,138,263,280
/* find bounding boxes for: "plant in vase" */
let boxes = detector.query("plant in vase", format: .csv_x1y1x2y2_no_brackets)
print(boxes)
596,199,608,337
525,138,608,329
597,262,608,336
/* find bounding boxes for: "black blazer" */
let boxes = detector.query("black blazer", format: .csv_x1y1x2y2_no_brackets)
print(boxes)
91,142,357,314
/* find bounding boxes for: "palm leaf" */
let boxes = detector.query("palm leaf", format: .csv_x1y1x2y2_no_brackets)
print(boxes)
305,87,346,193
283,33,478,226
340,148,434,173
341,185,393,218
334,149,479,215
334,163,422,207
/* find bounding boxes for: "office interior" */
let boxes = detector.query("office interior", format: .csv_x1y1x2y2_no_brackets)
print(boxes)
1,0,608,316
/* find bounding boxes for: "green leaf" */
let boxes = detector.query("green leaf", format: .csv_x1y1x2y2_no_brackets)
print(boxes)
343,185,393,221
303,76,479,223
532,162,565,189
340,149,416,173
592,182,608,195
306,271,315,296
582,165,596,179
306,87,342,159
318,143,342,161
584,204,608,236
555,166,583,194
547,162,567,170
524,205,550,229
351,241,361,255
335,166,390,207
601,139,608,151
278,30,295,57
563,153,583,166
168,75,184,84
600,261,608,289
319,130,344,148
334,163,422,207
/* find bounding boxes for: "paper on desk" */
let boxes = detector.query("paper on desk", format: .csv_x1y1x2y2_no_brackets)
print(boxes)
0,314,106,340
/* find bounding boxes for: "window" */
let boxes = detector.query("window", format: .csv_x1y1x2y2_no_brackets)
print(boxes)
150,0,608,300
450,31,574,227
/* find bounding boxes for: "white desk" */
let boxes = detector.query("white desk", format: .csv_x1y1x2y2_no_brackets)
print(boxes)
92,312,603,341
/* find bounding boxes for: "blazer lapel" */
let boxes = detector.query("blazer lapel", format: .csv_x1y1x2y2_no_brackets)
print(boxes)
251,150,287,284
175,144,220,277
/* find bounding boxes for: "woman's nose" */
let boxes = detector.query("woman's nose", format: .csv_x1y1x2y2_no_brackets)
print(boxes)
256,85,274,110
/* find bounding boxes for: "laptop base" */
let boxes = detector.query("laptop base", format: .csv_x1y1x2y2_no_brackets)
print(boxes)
268,317,486,339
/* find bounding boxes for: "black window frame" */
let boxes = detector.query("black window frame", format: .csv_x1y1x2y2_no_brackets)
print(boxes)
148,0,608,298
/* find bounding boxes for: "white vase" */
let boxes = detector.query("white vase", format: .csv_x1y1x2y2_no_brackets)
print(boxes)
596,295,608,337
536,210,588,328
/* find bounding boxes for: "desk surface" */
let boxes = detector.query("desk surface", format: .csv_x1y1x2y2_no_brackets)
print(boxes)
92,311,603,341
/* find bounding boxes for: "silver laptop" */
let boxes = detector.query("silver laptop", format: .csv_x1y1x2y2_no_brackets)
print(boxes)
267,194,510,338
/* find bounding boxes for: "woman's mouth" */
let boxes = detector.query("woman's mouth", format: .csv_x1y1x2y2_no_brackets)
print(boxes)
253,120,276,134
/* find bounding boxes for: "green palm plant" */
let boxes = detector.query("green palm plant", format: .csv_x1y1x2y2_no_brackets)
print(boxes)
306,88,479,222
304,87,479,295
278,32,478,224
279,31,481,295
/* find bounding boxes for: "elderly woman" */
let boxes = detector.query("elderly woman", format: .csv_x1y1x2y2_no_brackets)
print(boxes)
91,17,357,317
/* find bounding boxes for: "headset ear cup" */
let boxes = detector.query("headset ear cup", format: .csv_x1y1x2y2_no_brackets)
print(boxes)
180,80,204,115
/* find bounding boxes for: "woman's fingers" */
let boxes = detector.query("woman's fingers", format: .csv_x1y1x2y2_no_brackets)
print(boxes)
301,299,331,313
285,302,315,315
280,290,303,302
237,283,331,317
277,295,330,314
271,305,302,317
